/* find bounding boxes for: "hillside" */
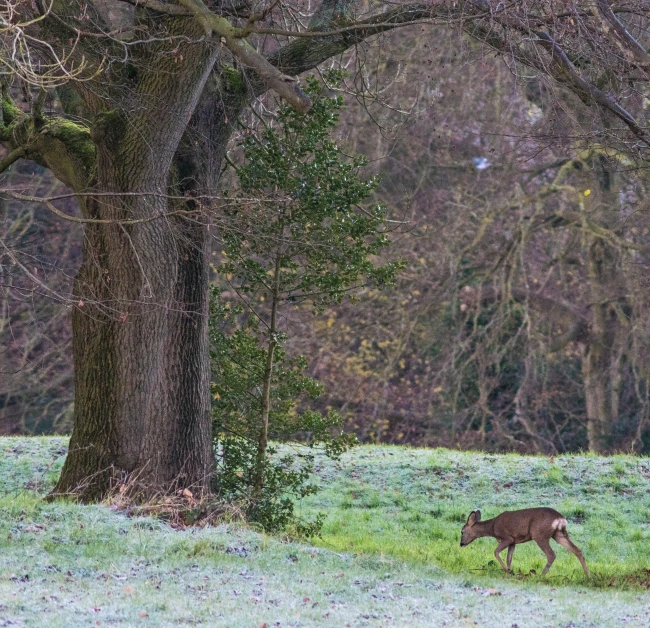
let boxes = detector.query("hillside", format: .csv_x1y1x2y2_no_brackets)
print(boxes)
1,437,650,627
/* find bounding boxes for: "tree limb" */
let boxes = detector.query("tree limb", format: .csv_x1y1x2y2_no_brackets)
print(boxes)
0,147,27,174
1,191,200,224
535,30,649,144
465,16,650,147
116,0,191,16
177,0,312,111
596,0,650,65
264,2,477,82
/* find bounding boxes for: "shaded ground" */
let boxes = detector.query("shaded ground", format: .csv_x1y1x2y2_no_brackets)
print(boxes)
1,437,650,627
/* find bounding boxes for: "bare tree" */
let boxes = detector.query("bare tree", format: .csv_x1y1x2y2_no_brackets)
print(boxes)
1,0,650,498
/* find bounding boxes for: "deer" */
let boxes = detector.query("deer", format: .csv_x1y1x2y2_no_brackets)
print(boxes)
460,508,589,576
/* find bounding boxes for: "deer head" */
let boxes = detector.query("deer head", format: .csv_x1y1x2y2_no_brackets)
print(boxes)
460,510,481,547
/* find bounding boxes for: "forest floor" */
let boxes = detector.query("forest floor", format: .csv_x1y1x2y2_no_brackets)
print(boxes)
1,437,650,627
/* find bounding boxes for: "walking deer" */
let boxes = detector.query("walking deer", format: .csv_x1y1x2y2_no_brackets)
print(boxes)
460,508,589,576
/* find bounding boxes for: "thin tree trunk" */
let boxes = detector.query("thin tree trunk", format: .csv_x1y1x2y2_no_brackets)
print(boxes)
253,252,282,500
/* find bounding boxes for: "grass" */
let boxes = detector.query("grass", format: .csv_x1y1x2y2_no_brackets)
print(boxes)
0,437,649,627
299,447,650,587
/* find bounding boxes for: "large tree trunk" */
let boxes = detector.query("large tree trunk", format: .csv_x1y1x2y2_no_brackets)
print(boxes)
55,208,216,499
53,26,225,500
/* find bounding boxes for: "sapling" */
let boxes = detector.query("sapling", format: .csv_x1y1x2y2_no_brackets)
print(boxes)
211,71,403,530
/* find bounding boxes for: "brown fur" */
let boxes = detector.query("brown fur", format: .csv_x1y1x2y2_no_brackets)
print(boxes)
460,507,589,576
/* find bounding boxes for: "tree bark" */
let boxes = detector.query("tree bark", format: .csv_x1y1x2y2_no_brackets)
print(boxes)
582,238,619,454
52,21,225,499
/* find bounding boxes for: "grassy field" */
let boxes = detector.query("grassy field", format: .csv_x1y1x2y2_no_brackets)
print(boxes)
1,437,650,627
300,446,650,585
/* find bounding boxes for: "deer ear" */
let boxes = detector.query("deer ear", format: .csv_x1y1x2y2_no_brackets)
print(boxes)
475,510,481,522
467,511,477,526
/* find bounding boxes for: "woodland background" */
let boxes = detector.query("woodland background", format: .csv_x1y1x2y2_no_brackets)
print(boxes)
2,24,649,455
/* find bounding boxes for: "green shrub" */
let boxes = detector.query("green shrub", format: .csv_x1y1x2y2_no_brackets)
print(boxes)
208,72,402,533
210,290,356,534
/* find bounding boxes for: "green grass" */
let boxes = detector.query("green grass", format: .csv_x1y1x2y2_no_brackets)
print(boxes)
299,447,650,587
1,437,650,627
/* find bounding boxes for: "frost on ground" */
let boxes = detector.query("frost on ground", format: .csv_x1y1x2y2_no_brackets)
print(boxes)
1,437,650,627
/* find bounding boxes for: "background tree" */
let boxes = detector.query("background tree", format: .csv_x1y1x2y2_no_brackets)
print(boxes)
2,1,650,495
286,26,650,454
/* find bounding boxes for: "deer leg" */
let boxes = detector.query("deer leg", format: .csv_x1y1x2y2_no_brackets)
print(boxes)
506,544,516,571
535,538,556,575
554,530,590,576
494,539,513,572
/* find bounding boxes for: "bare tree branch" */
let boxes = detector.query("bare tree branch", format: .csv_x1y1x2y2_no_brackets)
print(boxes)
1,191,201,224
597,0,650,64
178,0,312,111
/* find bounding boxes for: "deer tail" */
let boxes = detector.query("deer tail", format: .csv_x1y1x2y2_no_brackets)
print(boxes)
552,517,569,536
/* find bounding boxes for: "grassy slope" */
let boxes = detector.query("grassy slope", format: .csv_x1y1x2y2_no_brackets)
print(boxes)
300,446,650,584
0,438,648,627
